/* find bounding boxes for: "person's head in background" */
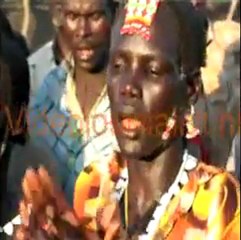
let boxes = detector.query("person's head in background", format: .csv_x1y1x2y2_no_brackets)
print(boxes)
0,8,30,145
0,8,29,57
50,0,118,72
0,10,30,225
192,0,240,22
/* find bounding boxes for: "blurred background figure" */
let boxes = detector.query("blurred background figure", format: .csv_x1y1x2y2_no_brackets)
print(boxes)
193,0,240,22
193,0,240,177
0,0,53,51
0,7,30,228
0,7,61,234
0,8,30,145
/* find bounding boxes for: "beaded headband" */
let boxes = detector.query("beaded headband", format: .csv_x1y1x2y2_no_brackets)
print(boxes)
120,0,161,40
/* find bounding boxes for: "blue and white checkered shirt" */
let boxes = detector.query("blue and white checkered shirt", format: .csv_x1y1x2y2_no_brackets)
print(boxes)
28,64,117,204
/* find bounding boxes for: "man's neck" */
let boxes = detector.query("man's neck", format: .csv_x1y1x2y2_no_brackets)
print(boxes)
126,138,184,233
75,67,106,84
74,67,107,119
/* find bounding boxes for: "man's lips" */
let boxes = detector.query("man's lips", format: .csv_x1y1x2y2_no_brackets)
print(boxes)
118,111,143,139
117,105,145,136
76,48,94,61
121,118,142,131
119,117,142,139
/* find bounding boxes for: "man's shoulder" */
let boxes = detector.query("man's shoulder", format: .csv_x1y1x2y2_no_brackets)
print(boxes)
28,41,54,65
192,163,240,222
30,64,68,104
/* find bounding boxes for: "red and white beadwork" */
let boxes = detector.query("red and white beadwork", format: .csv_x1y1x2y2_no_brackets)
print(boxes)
120,0,161,40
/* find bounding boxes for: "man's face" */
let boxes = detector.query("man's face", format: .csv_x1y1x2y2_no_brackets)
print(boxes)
60,0,112,72
107,6,187,160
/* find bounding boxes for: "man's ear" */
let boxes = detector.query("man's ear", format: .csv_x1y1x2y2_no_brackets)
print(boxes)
50,1,64,28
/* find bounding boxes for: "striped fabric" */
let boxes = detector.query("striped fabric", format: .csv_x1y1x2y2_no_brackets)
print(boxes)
28,63,117,204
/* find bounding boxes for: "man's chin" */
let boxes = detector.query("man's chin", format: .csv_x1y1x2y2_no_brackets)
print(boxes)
75,55,106,73
76,60,94,72
118,139,144,160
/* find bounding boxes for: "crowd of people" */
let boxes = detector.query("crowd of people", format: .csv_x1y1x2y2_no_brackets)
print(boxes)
0,0,240,239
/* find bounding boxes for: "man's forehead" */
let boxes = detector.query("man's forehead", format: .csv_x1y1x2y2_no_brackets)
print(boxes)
63,0,107,11
111,5,179,56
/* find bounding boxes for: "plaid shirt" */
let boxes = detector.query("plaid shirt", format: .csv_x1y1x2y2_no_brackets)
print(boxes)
29,64,117,204
28,41,57,97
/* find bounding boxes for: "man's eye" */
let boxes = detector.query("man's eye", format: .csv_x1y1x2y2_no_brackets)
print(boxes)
150,68,159,76
90,12,103,21
147,67,160,78
114,62,122,69
144,61,161,78
67,13,79,21
111,59,125,72
148,62,174,78
115,62,124,70
233,51,240,65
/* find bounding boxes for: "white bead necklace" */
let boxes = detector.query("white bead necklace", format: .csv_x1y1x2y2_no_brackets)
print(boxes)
111,149,198,240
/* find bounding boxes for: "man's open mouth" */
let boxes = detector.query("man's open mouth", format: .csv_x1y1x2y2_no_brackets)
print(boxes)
121,118,142,131
76,48,94,61
118,113,143,139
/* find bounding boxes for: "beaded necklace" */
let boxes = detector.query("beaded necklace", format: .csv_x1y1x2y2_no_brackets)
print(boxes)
111,149,198,239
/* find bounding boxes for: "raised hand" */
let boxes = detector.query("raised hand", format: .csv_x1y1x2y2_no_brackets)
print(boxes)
13,166,126,240
12,167,84,239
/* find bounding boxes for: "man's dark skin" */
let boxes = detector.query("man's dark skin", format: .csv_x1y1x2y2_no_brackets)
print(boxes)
107,2,206,237
57,0,115,119
12,2,207,240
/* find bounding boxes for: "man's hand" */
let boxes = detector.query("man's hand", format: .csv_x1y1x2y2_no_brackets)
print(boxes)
13,166,126,239
12,167,84,239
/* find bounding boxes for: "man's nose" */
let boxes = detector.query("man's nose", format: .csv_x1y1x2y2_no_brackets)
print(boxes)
120,84,141,99
77,17,91,38
120,72,142,99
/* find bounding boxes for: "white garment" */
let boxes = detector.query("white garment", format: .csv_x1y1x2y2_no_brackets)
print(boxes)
227,133,240,179
28,41,57,97
233,133,240,179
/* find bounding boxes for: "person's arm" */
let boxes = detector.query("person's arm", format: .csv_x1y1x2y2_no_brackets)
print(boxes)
28,65,67,137
6,139,62,220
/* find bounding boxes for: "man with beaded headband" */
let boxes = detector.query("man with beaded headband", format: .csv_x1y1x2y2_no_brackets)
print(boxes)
11,0,240,240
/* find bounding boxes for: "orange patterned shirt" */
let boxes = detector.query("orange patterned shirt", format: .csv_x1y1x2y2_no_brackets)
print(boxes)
74,153,240,240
